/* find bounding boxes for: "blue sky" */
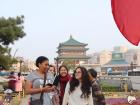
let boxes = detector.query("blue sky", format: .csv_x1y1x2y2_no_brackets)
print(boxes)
0,0,139,63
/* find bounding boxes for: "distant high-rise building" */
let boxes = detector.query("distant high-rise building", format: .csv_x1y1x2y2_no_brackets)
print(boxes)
12,57,36,72
99,50,112,65
124,49,140,66
24,59,36,71
88,50,112,66
88,53,100,64
114,46,128,53
12,56,24,72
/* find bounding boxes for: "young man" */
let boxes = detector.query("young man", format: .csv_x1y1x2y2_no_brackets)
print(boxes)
88,69,106,105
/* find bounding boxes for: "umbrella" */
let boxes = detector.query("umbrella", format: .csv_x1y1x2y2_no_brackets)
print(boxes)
4,89,13,94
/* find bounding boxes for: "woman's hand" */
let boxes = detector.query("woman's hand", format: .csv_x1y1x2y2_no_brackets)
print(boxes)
51,85,57,89
42,86,55,92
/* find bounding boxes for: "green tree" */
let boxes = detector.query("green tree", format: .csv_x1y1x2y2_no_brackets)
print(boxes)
0,16,26,69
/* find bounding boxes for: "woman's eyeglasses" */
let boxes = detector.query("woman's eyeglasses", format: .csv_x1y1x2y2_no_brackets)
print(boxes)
75,71,82,74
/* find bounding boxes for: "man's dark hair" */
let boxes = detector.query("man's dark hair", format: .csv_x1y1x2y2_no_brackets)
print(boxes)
36,56,49,67
49,65,55,70
10,71,15,75
18,72,21,77
88,68,97,78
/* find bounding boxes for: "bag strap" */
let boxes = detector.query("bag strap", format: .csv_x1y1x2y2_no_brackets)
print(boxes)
40,72,47,105
53,75,60,86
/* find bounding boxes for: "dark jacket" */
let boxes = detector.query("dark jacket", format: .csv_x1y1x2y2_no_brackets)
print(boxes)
91,80,106,105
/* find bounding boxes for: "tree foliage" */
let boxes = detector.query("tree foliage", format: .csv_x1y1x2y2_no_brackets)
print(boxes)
0,16,26,69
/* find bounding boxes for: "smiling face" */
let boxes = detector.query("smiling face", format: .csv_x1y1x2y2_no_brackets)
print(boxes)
75,68,82,80
59,66,68,77
38,60,49,73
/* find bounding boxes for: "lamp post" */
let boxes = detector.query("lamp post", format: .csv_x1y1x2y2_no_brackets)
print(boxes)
130,62,134,75
130,54,137,76
130,62,137,76
19,60,22,73
54,57,59,75
18,57,24,73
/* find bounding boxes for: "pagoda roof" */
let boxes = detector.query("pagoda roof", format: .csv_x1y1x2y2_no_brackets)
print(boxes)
58,55,90,59
103,52,129,67
103,59,129,67
105,60,129,65
58,47,89,51
60,35,87,46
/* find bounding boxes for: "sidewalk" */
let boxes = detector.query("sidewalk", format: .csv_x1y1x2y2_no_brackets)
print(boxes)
20,95,29,105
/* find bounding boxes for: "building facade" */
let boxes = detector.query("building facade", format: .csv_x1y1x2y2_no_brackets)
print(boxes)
113,46,128,53
57,35,90,65
124,49,140,66
102,52,130,73
88,50,112,66
99,50,112,65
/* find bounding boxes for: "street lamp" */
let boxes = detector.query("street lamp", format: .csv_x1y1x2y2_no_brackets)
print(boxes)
130,62,137,76
54,57,59,74
130,54,137,76
17,57,24,73
19,60,23,72
130,62,134,75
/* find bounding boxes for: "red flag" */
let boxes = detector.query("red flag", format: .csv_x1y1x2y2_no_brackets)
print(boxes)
111,0,140,46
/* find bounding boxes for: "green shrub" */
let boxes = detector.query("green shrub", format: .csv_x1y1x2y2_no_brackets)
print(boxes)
100,82,120,92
